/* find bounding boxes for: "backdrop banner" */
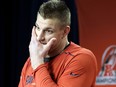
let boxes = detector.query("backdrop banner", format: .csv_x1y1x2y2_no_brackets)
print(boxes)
75,0,116,87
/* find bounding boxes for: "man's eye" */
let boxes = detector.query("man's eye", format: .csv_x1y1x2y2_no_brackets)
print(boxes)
46,30,53,33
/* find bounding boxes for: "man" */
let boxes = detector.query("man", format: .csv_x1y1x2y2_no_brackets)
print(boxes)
18,0,97,87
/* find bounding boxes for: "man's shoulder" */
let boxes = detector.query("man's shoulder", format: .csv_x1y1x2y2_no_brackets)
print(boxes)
67,41,95,57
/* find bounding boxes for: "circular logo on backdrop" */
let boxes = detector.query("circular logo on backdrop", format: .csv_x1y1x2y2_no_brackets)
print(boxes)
96,45,116,85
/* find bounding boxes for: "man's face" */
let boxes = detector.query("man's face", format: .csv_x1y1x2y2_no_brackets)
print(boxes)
35,14,65,52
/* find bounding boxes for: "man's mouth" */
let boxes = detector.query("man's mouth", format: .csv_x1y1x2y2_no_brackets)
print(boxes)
42,43,47,45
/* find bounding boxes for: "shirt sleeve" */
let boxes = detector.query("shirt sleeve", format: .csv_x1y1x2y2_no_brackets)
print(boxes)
18,73,24,87
18,58,30,87
34,53,97,87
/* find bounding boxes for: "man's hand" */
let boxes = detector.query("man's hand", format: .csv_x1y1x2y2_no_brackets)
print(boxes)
29,26,56,69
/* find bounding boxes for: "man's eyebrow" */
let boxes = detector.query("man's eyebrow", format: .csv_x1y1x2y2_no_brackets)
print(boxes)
35,23,54,30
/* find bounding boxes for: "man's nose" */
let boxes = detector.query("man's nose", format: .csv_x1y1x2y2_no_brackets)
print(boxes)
36,30,45,41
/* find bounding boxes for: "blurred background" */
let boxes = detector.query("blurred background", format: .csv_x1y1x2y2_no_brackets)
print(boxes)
0,0,116,87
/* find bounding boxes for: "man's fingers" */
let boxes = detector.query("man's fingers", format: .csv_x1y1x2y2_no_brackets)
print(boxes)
32,26,36,38
31,26,37,42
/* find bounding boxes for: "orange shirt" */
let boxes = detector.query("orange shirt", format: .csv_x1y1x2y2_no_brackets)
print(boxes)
18,42,97,87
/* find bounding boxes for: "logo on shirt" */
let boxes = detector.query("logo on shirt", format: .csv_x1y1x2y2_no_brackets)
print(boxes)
26,75,34,85
96,45,116,85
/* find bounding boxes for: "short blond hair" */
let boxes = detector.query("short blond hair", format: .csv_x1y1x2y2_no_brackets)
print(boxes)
38,0,71,26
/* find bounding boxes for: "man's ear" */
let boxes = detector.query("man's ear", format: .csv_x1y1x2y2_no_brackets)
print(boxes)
63,26,70,37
